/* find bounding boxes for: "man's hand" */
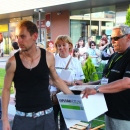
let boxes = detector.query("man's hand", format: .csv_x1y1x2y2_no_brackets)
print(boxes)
2,120,11,130
81,88,96,98
74,80,83,85
63,80,75,86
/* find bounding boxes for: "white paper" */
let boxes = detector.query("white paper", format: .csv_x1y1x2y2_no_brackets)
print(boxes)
70,85,96,91
59,69,71,81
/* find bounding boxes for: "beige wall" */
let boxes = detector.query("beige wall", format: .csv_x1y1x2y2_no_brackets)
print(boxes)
51,10,70,42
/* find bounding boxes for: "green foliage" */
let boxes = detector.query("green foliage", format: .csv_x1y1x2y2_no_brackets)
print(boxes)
0,68,5,95
125,7,130,27
91,114,105,129
81,114,105,129
82,57,99,82
0,68,14,96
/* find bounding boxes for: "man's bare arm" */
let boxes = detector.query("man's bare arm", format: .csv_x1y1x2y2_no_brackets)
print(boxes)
82,77,130,98
46,52,73,94
2,56,16,121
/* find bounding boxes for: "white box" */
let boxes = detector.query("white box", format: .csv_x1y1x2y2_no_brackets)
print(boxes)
57,85,108,128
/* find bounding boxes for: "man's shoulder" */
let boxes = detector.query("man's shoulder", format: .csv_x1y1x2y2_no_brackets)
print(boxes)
46,50,55,61
5,56,16,72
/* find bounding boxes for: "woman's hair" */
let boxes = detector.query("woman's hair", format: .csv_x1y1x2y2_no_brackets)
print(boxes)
55,35,73,53
73,48,79,57
101,37,108,44
89,41,96,48
48,40,54,45
47,41,54,47
77,38,85,48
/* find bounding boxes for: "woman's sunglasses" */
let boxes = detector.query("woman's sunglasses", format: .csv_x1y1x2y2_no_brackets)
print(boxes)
110,34,127,41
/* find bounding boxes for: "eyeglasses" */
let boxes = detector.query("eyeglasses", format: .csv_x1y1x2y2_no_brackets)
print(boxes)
91,45,95,46
111,34,127,41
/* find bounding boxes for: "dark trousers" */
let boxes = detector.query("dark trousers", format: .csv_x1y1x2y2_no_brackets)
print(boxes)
12,111,56,130
53,104,68,130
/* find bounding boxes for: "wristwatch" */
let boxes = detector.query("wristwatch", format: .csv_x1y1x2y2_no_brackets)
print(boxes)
94,85,100,93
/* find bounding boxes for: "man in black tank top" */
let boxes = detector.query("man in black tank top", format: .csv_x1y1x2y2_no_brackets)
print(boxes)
1,20,73,130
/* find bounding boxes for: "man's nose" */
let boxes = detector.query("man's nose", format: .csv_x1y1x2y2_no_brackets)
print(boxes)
17,37,23,43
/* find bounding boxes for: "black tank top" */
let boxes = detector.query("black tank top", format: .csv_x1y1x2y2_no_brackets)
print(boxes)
13,48,52,112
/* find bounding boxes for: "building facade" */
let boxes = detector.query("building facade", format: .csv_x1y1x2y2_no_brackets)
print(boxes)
0,0,129,54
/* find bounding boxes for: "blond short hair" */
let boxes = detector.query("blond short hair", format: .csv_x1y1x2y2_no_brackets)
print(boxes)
55,35,73,53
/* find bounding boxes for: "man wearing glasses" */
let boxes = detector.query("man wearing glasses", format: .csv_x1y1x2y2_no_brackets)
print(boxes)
82,25,130,130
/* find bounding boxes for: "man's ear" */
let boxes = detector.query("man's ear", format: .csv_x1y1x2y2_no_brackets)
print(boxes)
33,33,38,41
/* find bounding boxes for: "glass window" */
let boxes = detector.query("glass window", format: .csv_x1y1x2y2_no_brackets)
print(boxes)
70,5,116,46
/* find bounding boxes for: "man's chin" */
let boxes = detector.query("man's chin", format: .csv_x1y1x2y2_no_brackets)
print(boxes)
21,49,27,52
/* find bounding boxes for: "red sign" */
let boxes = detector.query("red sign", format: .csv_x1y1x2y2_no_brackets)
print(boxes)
37,20,45,28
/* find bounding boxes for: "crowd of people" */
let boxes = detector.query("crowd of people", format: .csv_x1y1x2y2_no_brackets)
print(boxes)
1,19,130,130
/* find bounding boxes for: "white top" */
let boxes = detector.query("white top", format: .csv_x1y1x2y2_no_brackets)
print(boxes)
0,41,4,53
78,47,87,55
9,50,19,57
50,54,85,91
87,48,100,67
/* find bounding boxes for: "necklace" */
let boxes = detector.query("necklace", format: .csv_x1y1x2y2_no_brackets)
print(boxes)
23,49,40,71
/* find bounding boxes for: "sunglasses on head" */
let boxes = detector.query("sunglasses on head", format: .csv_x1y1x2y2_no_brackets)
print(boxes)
111,34,127,41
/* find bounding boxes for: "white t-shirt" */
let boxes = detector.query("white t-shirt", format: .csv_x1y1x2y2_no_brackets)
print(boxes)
9,49,19,57
78,47,87,55
50,54,85,91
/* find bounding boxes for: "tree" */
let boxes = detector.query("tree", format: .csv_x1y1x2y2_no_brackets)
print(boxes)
125,7,130,27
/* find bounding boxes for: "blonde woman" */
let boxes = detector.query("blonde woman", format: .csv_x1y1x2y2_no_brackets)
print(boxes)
50,35,85,130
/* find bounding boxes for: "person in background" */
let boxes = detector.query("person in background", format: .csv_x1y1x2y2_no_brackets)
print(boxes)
86,36,93,49
36,43,44,49
46,40,56,54
76,38,87,56
99,37,114,64
73,48,83,63
99,38,114,54
10,42,19,57
50,35,85,130
1,20,73,130
81,52,89,66
102,33,107,39
82,25,130,130
0,33,4,57
82,52,98,82
87,41,100,67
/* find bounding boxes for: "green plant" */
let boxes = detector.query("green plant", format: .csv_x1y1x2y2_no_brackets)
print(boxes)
0,68,14,96
82,57,99,82
125,7,130,27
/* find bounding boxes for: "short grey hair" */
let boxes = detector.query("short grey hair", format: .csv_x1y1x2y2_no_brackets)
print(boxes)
113,25,130,35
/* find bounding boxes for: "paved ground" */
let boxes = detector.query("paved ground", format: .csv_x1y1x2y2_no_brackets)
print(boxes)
0,55,15,129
